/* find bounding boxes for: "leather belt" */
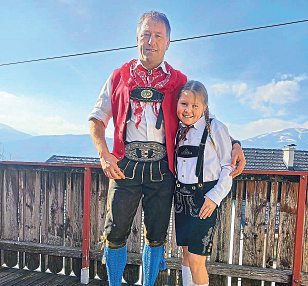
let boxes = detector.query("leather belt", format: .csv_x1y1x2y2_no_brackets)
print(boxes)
125,141,167,162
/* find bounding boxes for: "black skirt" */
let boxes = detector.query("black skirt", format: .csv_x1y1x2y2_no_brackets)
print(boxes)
174,180,219,256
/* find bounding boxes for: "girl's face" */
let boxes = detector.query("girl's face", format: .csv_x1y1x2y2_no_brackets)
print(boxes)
177,90,207,126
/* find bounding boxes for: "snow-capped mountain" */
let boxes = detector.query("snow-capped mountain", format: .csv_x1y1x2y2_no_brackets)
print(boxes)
242,128,308,150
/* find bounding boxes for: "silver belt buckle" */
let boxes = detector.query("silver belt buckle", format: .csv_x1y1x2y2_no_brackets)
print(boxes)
140,149,149,158
125,142,166,162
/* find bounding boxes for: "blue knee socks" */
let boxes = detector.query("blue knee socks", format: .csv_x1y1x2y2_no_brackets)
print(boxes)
104,245,127,286
142,244,166,286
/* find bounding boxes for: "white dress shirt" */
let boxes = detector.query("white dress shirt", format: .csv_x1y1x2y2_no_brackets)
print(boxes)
176,116,233,206
88,60,169,143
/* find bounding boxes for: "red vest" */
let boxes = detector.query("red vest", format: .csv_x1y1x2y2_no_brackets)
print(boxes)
110,60,187,174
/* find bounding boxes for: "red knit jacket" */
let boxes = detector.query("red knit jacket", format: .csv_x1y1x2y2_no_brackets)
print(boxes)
110,60,187,174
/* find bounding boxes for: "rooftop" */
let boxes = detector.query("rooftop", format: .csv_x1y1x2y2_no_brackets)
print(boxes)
46,147,308,172
243,148,308,171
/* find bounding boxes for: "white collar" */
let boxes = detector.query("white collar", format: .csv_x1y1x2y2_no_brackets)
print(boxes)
134,59,168,74
193,116,205,130
179,114,215,130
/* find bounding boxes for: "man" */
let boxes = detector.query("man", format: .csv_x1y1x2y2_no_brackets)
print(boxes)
89,11,245,286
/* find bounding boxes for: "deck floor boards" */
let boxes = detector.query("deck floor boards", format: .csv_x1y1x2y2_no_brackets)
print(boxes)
0,267,120,285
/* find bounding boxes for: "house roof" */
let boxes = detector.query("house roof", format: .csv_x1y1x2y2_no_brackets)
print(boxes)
46,148,308,171
243,148,308,171
46,155,100,165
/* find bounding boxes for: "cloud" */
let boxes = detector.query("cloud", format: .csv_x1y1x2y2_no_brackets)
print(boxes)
57,0,89,17
211,83,248,97
227,118,308,140
247,79,299,113
232,83,248,97
0,91,89,135
210,74,307,116
211,83,231,95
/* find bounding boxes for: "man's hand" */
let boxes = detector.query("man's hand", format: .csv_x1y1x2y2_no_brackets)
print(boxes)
100,152,125,180
89,119,125,180
230,143,246,178
199,196,217,219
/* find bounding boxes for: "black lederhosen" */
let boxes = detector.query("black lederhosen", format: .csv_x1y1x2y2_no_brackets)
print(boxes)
103,87,174,248
174,180,218,256
174,122,219,256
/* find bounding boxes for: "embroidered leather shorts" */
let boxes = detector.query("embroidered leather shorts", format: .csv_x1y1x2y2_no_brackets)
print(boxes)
174,180,219,256
103,156,175,247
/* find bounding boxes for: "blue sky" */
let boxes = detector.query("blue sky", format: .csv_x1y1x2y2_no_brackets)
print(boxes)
0,1,307,140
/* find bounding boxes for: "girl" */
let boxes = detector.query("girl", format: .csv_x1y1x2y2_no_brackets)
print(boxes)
175,80,233,286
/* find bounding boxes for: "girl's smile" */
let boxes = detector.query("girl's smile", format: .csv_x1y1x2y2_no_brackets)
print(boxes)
177,90,207,126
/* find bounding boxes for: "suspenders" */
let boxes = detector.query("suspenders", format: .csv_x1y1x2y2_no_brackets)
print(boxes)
195,126,209,185
175,119,212,186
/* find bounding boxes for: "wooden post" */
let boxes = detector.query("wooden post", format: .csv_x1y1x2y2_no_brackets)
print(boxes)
0,166,4,267
81,167,91,284
242,180,268,286
292,175,307,286
95,172,109,283
23,170,41,271
2,168,19,267
46,171,66,274
302,180,308,274
277,181,298,270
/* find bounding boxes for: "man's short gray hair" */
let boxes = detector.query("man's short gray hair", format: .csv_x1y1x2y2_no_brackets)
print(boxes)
137,11,171,38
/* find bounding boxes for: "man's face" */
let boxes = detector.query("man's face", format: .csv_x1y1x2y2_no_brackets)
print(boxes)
137,17,170,69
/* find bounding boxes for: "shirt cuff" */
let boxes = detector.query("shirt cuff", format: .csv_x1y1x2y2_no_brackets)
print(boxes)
88,110,110,127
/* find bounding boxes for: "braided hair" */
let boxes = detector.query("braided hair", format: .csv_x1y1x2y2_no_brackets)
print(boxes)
179,80,215,147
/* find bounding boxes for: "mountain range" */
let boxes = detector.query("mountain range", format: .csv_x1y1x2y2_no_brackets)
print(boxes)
0,123,112,162
0,123,307,162
242,127,308,150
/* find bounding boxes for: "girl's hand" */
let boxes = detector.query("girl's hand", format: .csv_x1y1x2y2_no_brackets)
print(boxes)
230,143,246,178
199,196,217,219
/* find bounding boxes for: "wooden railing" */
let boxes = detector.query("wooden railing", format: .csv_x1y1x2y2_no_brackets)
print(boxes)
0,162,307,285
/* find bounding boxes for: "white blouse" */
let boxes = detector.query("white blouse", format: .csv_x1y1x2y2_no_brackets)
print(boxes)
176,116,233,206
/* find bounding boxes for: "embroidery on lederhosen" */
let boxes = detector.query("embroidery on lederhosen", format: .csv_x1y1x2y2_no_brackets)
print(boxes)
178,145,198,157
202,205,221,255
174,130,201,218
201,226,214,254
174,182,200,218
174,192,184,213
174,125,196,173
188,196,199,217
174,122,212,218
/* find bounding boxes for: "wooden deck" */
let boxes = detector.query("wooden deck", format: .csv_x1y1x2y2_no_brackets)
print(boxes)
0,267,112,286
0,163,307,285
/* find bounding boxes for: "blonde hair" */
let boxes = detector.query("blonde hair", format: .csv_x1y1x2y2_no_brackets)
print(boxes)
179,80,215,147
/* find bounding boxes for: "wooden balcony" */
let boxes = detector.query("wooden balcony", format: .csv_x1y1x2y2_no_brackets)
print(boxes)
0,162,307,285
